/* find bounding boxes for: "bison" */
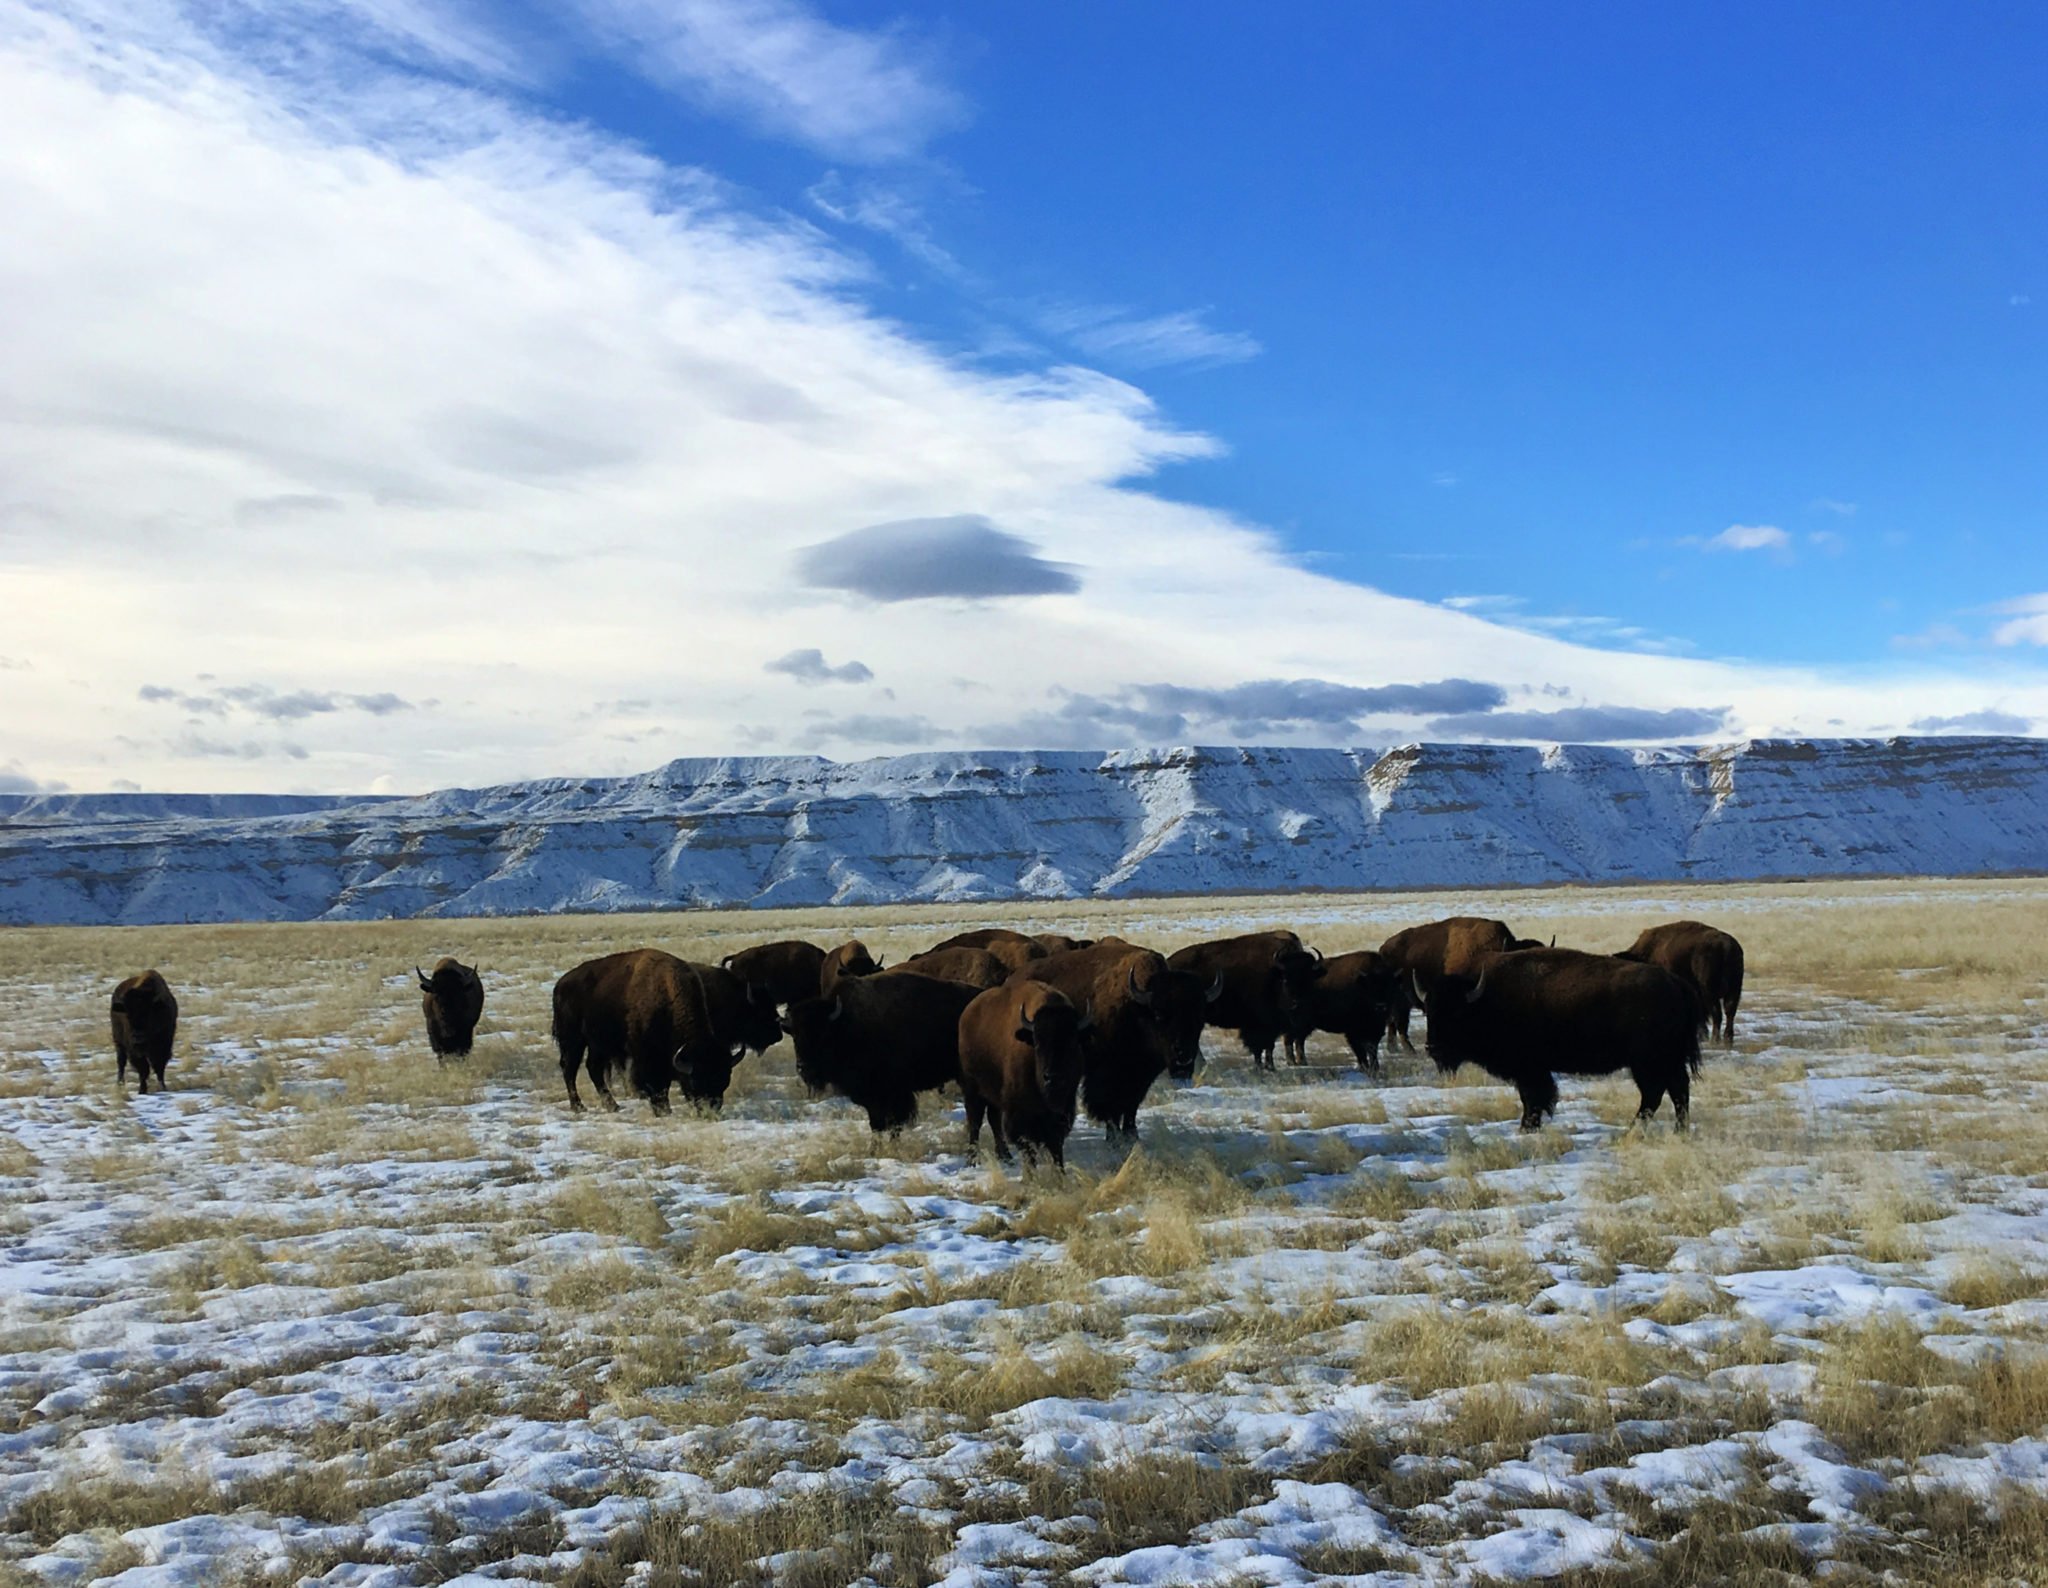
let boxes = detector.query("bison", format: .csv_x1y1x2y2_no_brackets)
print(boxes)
1165,931,1323,1070
819,940,884,994
927,928,1049,976
1283,949,1403,1075
1378,916,1521,1053
957,980,1090,1166
886,945,1011,991
550,949,776,1115
1416,948,1701,1131
1032,933,1096,955
720,939,827,1007
780,972,982,1132
1616,921,1745,1046
111,970,178,1094
1015,943,1216,1145
416,958,484,1061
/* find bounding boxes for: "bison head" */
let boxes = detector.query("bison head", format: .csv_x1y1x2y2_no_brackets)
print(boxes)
1017,989,1089,1114
1128,962,1213,1080
780,993,850,1097
733,977,787,1055
1414,966,1488,1073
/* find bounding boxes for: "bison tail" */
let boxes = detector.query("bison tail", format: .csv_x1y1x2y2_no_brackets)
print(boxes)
1685,1022,1702,1078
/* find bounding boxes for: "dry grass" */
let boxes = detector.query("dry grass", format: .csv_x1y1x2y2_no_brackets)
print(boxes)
7,877,2048,1582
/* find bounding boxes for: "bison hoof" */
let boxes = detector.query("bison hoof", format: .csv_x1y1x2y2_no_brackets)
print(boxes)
600,1096,621,1114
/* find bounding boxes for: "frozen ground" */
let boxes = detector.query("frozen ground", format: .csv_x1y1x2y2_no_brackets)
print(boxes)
3,880,2048,1585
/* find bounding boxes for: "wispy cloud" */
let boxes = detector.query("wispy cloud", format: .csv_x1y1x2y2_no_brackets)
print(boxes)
1811,498,1858,517
1696,524,1791,555
1042,305,1262,371
1992,594,2048,647
139,684,416,721
1909,709,2034,735
571,0,964,161
765,648,873,685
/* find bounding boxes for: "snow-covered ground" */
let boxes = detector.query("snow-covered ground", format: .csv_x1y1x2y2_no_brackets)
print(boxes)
4,882,2048,1585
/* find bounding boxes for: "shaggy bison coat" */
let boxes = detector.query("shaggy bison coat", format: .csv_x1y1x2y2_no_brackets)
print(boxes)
1165,930,1319,1070
887,945,1011,991
1284,949,1402,1075
819,940,884,994
550,949,775,1115
111,970,178,1094
417,958,484,1060
1616,921,1745,1046
720,939,827,1008
957,981,1089,1166
927,928,1049,975
1378,916,1522,1052
1014,943,1215,1144
1417,947,1701,1131
780,972,982,1132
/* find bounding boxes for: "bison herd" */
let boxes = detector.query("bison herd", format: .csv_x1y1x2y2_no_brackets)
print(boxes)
107,916,1745,1164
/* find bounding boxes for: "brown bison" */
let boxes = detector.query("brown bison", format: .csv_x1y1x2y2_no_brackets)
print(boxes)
1165,931,1323,1070
1283,949,1403,1075
416,958,484,1060
886,945,1011,990
1032,933,1096,954
819,940,884,993
1014,943,1217,1145
1378,916,1521,1052
550,949,779,1115
780,972,982,1132
1416,948,1701,1131
928,928,1049,975
111,970,178,1094
720,939,826,1007
957,981,1090,1166
1616,921,1745,1046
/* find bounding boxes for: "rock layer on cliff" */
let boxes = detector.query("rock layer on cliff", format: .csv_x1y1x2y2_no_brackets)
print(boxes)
2,738,2043,925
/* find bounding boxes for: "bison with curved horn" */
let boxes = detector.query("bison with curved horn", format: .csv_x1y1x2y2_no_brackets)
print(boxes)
1415,948,1701,1132
417,958,484,1061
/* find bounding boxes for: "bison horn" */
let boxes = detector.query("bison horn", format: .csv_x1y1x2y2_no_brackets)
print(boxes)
1127,965,1153,1007
827,993,844,1022
721,953,735,969
1411,969,1427,1004
1078,1003,1095,1032
1206,974,1225,1004
1548,934,1556,948
873,955,885,970
1466,965,1490,1004
415,966,432,991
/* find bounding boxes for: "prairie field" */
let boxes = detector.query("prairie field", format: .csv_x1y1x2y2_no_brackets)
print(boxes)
3,876,2048,1586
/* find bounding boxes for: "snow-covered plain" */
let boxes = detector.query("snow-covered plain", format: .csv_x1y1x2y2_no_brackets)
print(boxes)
4,878,2048,1585
5,737,2048,926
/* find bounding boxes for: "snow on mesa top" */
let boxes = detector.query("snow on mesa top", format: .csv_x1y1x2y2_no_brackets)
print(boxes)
1,737,2045,925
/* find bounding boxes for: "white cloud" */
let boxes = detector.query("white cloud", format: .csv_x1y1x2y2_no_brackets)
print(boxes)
1701,524,1791,555
570,0,963,161
1993,595,2048,647
2,3,2046,792
1041,305,1263,371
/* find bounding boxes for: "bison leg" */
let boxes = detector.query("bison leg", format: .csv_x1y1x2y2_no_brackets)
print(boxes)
1389,996,1417,1054
1514,1071,1559,1131
1345,1031,1380,1078
649,1083,673,1117
1633,1070,1666,1126
115,1041,129,1089
152,1057,169,1092
963,1090,986,1149
1669,1067,1692,1131
986,1106,1014,1163
1721,992,1739,1049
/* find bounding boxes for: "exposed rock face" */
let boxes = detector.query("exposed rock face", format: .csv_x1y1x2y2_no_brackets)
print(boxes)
2,738,2043,925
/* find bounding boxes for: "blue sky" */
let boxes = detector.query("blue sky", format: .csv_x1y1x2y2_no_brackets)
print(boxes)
1,0,2044,792
651,0,2046,666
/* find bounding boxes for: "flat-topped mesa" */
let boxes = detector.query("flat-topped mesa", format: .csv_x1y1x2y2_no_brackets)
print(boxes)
2,736,2044,925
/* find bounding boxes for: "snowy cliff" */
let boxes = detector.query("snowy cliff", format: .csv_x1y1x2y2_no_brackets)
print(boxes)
2,737,2044,925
